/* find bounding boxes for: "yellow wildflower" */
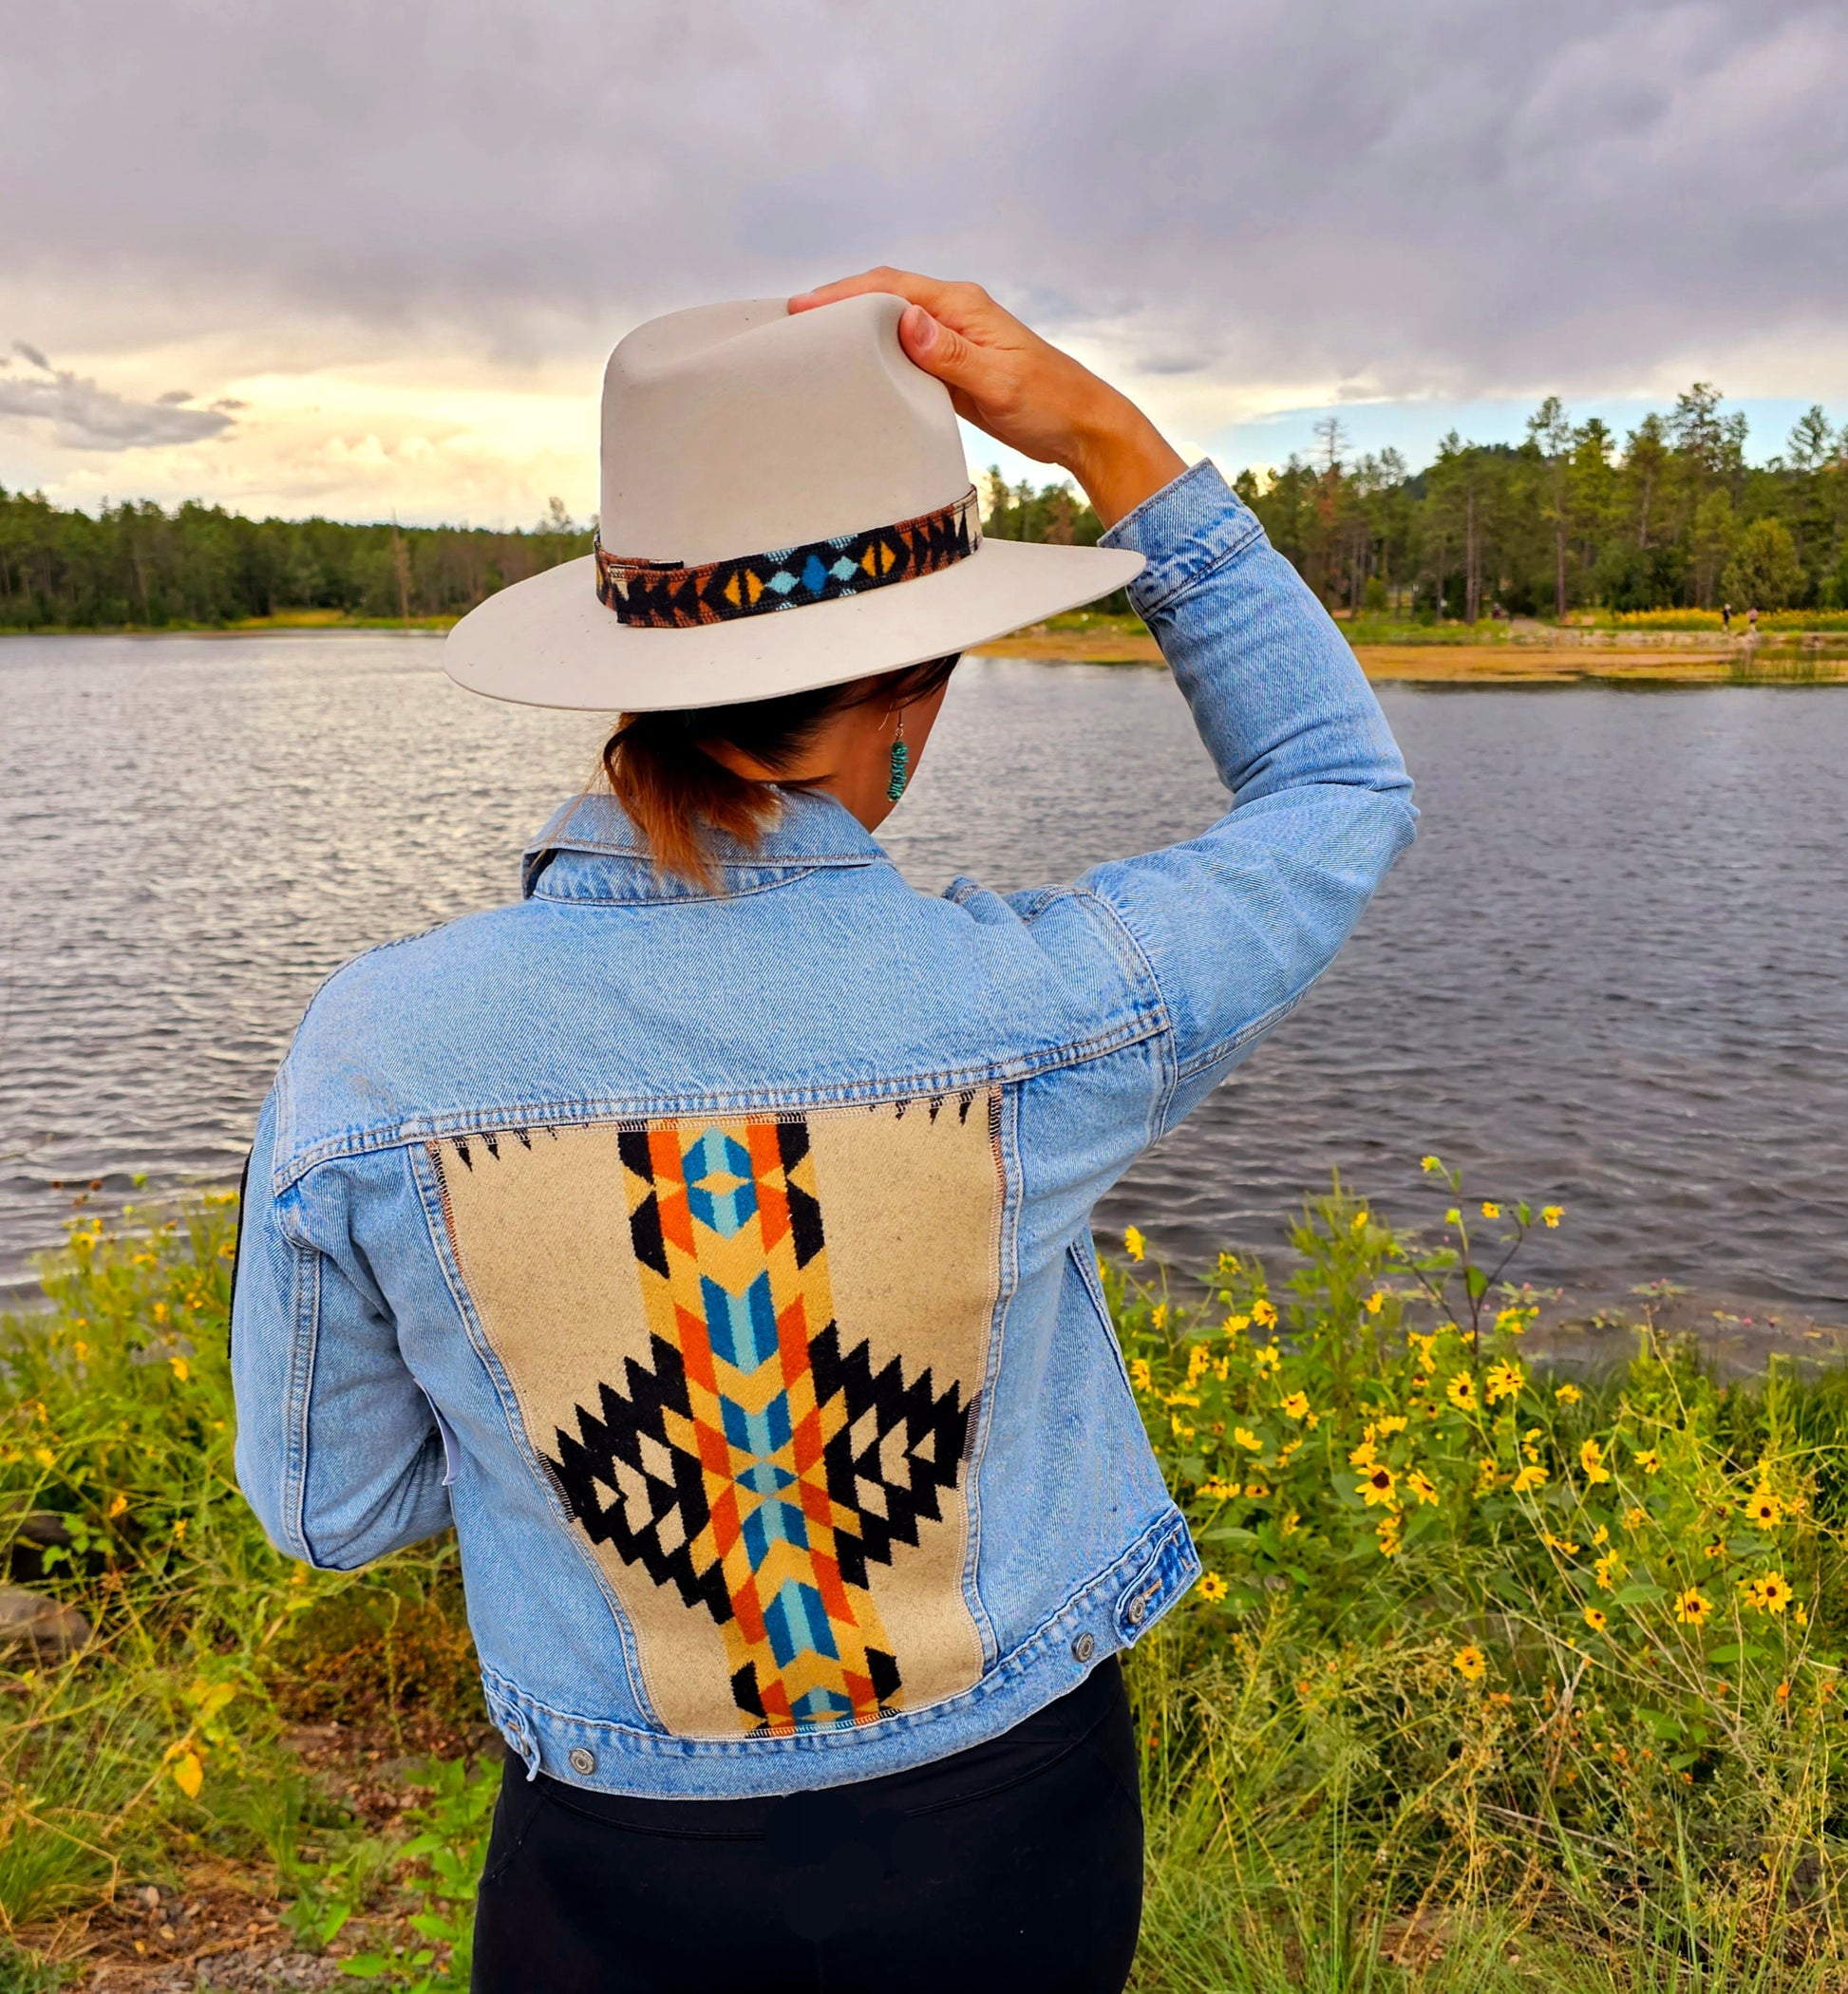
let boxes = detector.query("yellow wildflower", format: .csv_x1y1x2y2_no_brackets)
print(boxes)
1583,1606,1609,1633
1351,1209,1368,1232
1251,1298,1278,1329
1555,1383,1582,1405
169,1356,190,1383
1152,1304,1168,1331
1594,1552,1619,1591
1281,1511,1300,1536
1233,1426,1263,1453
1223,1314,1250,1336
1376,1513,1403,1556
1480,1201,1501,1219
1376,1415,1408,1437
1494,1306,1532,1336
1213,1355,1230,1381
1673,1588,1712,1627
106,1493,128,1519
1406,1331,1438,1369
1405,1470,1439,1507
1542,1531,1580,1555
1541,1206,1564,1229
1128,1358,1151,1394
1421,1154,1443,1174
1743,1489,1782,1527
1445,1372,1479,1413
1123,1227,1145,1262
1580,1439,1611,1485
1452,1645,1486,1682
1199,1477,1235,1502
1749,1572,1794,1615
1365,1289,1385,1316
1348,1437,1379,1468
1197,1571,1229,1604
1360,1463,1398,1508
1474,1457,1499,1494
1170,1417,1196,1441
1623,1506,1648,1531
1592,1524,1609,1545
1280,1391,1311,1421
1511,1464,1548,1494
1253,1344,1282,1375
1632,1448,1661,1475
1484,1361,1525,1403
1245,1481,1271,1499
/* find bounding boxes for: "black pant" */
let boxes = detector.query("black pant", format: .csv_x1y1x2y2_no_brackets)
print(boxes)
472,1658,1142,1993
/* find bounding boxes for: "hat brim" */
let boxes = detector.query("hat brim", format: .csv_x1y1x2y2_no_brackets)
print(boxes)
442,538,1146,711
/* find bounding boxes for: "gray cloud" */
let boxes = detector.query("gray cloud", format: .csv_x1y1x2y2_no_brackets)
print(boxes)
0,0,1843,411
0,346,236,449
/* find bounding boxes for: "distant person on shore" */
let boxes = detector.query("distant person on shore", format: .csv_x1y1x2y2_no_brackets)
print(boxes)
1749,604,1761,638
1722,601,1732,633
229,272,1416,1994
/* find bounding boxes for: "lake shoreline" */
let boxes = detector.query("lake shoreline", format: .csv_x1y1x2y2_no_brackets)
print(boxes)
11,614,1843,683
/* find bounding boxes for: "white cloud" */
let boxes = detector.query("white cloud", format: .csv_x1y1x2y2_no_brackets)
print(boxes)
0,345,236,450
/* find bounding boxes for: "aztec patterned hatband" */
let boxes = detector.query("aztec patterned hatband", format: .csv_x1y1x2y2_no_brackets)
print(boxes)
594,486,981,630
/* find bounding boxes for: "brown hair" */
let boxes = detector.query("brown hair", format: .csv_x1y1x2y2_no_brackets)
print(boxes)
603,655,958,890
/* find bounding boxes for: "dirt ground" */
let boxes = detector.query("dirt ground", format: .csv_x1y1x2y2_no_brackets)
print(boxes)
17,1716,500,1991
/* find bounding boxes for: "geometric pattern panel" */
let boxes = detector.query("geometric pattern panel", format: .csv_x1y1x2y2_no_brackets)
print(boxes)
594,486,980,629
430,1090,1002,1741
542,1115,969,1731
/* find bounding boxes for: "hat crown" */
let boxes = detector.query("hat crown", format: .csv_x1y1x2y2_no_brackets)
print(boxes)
598,295,970,567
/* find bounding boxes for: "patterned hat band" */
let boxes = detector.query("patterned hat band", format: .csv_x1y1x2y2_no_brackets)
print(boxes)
594,485,981,630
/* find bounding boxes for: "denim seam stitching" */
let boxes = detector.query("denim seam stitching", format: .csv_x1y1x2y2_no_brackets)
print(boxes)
270,1040,1165,1189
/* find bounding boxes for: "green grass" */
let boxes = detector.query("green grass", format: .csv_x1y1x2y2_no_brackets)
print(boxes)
3,1176,1844,1988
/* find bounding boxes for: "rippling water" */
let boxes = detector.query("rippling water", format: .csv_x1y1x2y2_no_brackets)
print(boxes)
4,634,1845,1317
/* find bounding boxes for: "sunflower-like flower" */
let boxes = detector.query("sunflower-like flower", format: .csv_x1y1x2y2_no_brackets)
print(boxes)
1123,1227,1146,1262
1197,1571,1228,1604
1405,1470,1439,1507
1632,1448,1661,1475
1743,1489,1782,1527
1580,1439,1612,1485
1746,1572,1794,1615
1452,1645,1486,1681
1511,1463,1548,1495
1583,1606,1609,1633
1673,1588,1712,1627
1555,1383,1582,1405
1541,1206,1564,1229
1445,1372,1479,1413
1280,1391,1311,1421
1484,1361,1525,1404
1360,1463,1398,1508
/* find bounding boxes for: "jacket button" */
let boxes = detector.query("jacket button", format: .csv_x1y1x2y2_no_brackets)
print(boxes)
1072,1632,1096,1664
1127,1594,1148,1627
567,1746,596,1777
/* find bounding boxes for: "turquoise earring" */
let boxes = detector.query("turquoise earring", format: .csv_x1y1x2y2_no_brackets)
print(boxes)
887,707,910,801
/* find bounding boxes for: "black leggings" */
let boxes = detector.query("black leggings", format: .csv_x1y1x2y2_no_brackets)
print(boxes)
471,1658,1143,1993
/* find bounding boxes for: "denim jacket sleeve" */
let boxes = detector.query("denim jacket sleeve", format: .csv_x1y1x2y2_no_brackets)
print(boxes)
231,1081,453,1570
1079,460,1417,1136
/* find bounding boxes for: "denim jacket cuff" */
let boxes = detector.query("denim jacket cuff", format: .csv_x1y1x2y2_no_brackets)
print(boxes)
1098,460,1264,619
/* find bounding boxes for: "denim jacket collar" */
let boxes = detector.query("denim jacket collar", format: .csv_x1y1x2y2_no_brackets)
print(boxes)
520,786,886,904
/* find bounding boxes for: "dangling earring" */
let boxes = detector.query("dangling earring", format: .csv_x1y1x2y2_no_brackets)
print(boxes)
887,705,910,801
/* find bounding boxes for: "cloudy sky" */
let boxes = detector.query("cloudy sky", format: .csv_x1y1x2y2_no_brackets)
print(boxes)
4,0,1845,527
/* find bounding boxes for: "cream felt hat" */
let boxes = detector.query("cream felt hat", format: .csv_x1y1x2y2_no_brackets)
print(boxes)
443,294,1143,712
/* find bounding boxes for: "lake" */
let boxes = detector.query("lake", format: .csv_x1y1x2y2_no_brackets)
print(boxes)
3,634,1845,1333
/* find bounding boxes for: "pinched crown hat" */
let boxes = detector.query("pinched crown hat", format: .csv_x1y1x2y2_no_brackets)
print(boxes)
443,294,1143,711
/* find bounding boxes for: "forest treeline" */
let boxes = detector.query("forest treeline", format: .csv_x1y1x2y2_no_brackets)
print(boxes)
989,386,1848,619
3,384,1845,630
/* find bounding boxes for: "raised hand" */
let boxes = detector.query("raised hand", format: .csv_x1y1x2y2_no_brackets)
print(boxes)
789,268,1185,529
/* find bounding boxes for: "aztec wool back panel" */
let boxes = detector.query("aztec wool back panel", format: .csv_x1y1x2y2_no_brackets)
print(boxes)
431,1090,1005,1738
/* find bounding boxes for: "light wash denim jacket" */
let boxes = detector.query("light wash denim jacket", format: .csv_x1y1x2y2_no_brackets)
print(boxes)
232,462,1416,1798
